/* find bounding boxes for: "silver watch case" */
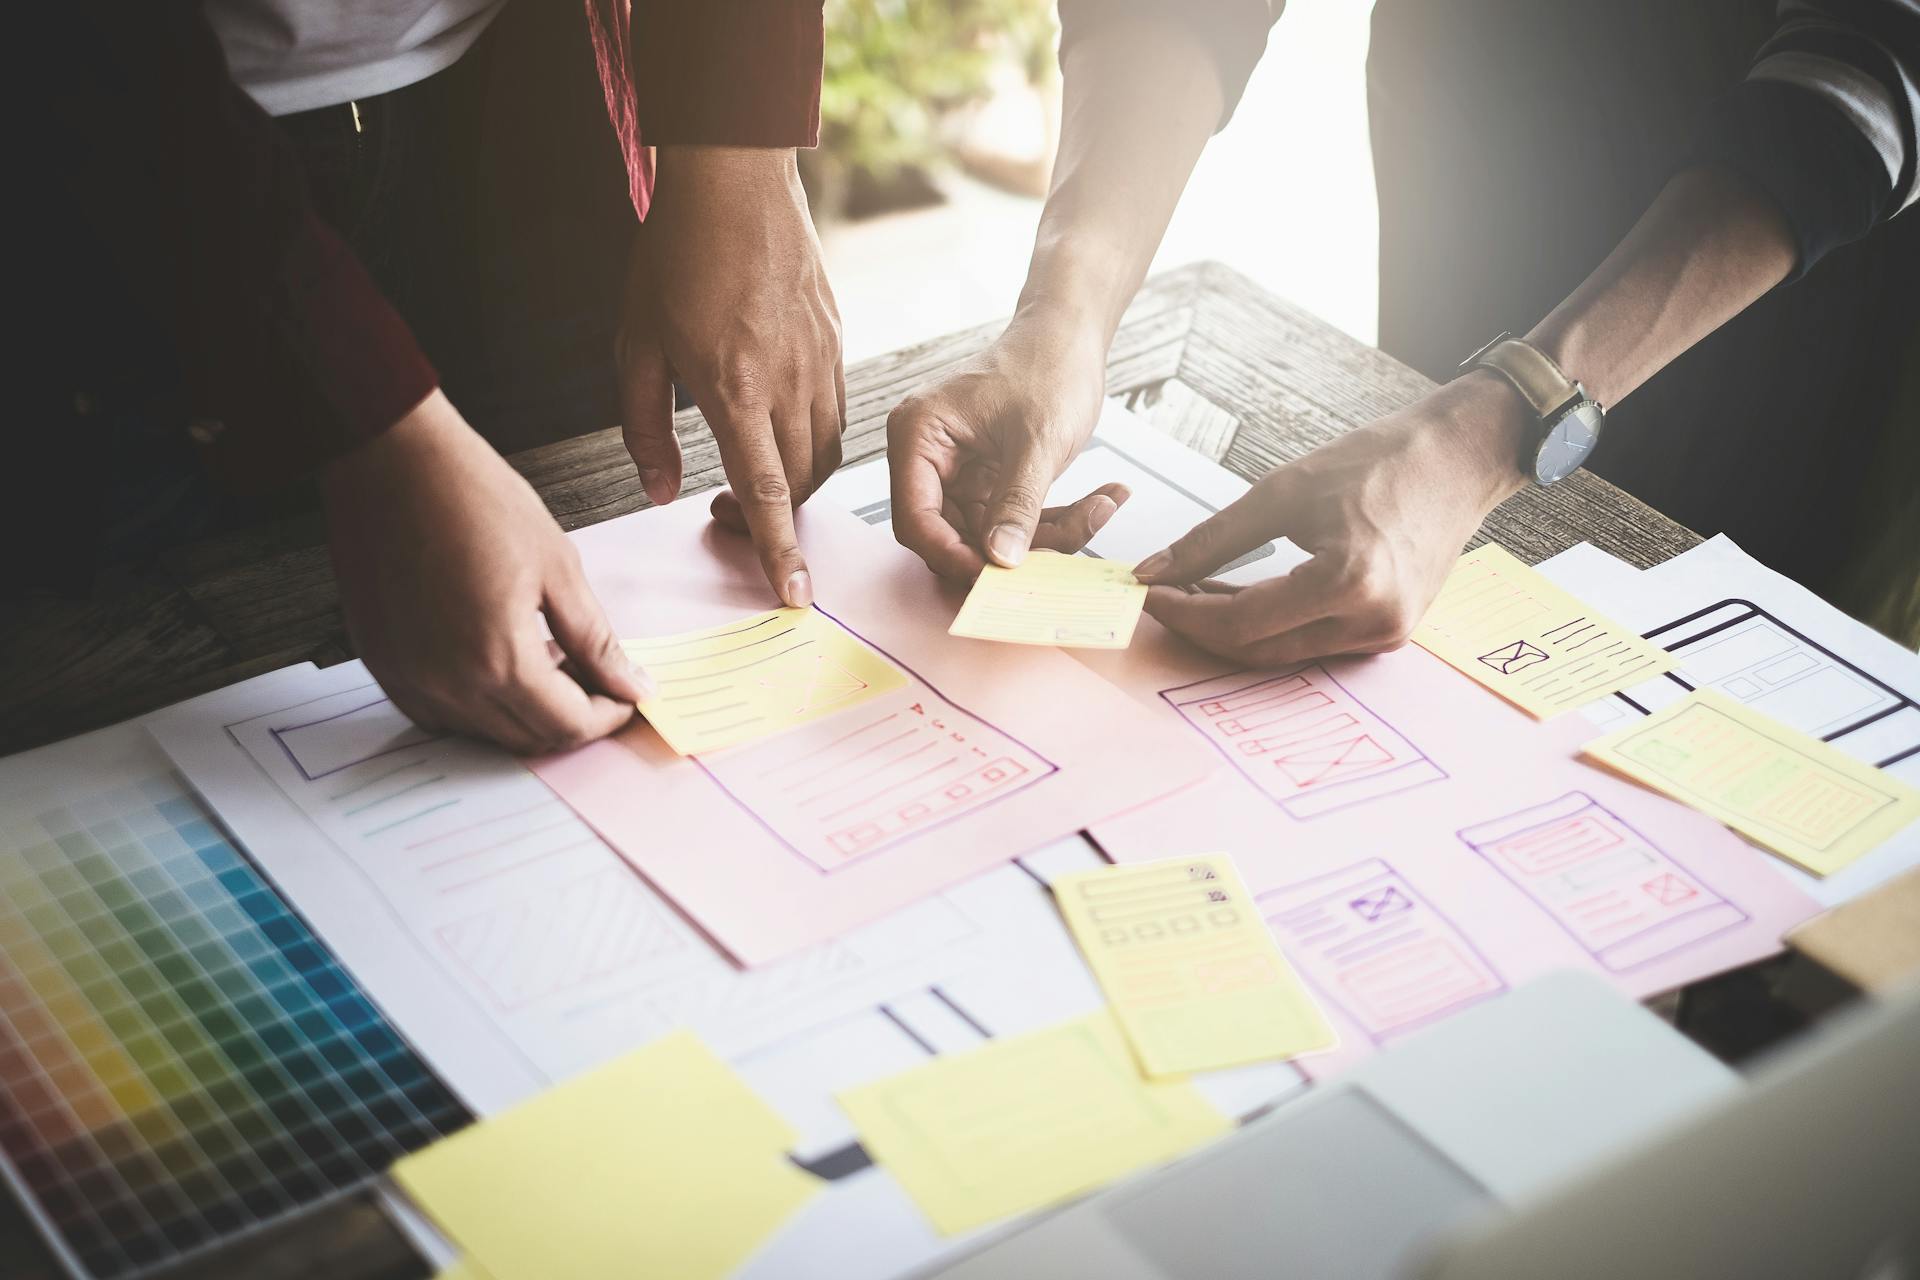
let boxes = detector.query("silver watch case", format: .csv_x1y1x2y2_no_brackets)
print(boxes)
1533,391,1605,485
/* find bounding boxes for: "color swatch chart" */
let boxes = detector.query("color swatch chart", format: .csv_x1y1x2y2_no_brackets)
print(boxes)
0,772,470,1279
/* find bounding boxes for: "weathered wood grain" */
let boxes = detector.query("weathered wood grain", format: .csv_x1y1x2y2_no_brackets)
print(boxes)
0,262,1700,1280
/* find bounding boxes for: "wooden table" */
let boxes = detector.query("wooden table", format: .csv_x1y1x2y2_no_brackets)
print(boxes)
1,262,1699,1278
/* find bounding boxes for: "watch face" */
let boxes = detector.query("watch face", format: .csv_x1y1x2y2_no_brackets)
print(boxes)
1533,400,1604,485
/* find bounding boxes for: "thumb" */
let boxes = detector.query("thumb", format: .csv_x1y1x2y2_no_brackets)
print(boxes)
1134,468,1297,585
544,553,655,704
618,334,681,507
979,442,1060,569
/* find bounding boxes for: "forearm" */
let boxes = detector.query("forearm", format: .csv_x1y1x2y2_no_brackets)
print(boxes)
1527,167,1796,409
1015,12,1225,346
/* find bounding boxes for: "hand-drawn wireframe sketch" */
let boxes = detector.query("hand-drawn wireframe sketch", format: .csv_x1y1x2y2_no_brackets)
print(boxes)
1458,791,1748,971
1259,859,1505,1043
696,617,1058,872
1631,599,1920,769
1478,639,1549,675
1159,665,1447,819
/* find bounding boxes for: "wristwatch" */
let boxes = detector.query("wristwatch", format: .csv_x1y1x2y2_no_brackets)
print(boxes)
1459,333,1605,485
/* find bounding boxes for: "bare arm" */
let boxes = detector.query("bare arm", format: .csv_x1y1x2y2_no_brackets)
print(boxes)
1139,168,1803,664
887,11,1232,577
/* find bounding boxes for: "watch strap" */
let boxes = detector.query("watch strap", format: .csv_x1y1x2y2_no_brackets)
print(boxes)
1463,335,1580,420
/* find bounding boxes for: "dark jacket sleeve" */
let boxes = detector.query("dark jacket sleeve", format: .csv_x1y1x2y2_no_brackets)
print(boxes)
630,0,825,148
1057,0,1284,131
43,6,438,494
1693,0,1920,276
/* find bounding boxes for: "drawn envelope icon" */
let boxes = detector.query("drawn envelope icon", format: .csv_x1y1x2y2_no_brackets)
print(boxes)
1477,640,1550,675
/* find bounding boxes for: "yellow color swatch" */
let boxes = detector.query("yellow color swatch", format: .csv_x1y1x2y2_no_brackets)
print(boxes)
394,1030,820,1280
625,607,907,755
1413,544,1674,718
950,551,1146,649
1584,689,1920,876
1053,855,1335,1076
837,1011,1227,1235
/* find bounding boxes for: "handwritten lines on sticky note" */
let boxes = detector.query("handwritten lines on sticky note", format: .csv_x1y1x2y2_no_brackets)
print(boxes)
625,607,908,755
837,1011,1226,1235
950,551,1146,649
393,1030,818,1280
1584,689,1920,876
1413,544,1674,717
1054,855,1335,1076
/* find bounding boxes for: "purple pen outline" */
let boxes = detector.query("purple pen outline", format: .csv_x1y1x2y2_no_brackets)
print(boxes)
255,686,445,782
1457,791,1750,973
1158,664,1450,819
691,604,1060,875
1258,858,1507,1047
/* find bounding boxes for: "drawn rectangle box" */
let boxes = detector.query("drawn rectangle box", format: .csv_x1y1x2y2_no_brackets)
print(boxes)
698,676,1056,875
1458,792,1747,972
1160,666,1446,820
270,694,436,782
1260,858,1504,1044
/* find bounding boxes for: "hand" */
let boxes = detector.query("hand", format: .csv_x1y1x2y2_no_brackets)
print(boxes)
617,146,844,607
888,311,1128,578
1135,373,1533,664
323,391,654,754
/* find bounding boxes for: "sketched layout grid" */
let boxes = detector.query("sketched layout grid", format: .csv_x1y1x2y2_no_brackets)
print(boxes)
1158,664,1447,820
1627,599,1920,769
1258,858,1505,1044
691,606,1059,875
1457,791,1748,972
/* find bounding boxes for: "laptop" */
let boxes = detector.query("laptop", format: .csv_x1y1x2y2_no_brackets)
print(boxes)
923,970,1738,1279
1422,976,1920,1280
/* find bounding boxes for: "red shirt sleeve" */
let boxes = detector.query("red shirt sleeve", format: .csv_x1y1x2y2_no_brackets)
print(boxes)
47,7,437,493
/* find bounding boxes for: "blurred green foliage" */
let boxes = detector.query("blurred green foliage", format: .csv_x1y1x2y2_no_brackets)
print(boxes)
820,0,1057,182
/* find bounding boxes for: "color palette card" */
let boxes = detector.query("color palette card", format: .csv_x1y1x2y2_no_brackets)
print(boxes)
624,607,908,755
0,722,469,1280
837,1011,1227,1235
950,551,1147,649
1413,544,1674,717
1584,689,1920,876
1053,855,1335,1076
394,1030,818,1280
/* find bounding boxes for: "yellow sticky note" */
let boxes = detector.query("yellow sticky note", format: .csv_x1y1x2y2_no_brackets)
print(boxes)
394,1030,819,1280
1413,544,1675,718
837,1011,1228,1235
1053,855,1335,1076
438,1262,492,1280
950,551,1146,649
1584,689,1920,876
625,607,908,755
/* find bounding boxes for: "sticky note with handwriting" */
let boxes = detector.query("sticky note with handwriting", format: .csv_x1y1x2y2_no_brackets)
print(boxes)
1413,544,1675,717
837,1011,1227,1234
1583,689,1920,876
394,1030,818,1280
625,607,908,755
1053,854,1335,1075
950,551,1146,649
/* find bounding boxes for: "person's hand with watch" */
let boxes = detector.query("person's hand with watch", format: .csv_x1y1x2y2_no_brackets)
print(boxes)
1140,167,1797,663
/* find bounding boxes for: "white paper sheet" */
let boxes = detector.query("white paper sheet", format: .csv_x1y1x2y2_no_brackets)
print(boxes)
1537,535,1920,906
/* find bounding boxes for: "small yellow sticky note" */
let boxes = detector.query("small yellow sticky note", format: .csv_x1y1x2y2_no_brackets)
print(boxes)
1053,855,1335,1076
1413,544,1675,718
625,607,908,755
950,551,1146,649
394,1030,819,1280
837,1011,1228,1235
1584,689,1920,876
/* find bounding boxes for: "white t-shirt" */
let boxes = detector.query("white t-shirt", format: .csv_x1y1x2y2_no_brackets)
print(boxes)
203,0,510,116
